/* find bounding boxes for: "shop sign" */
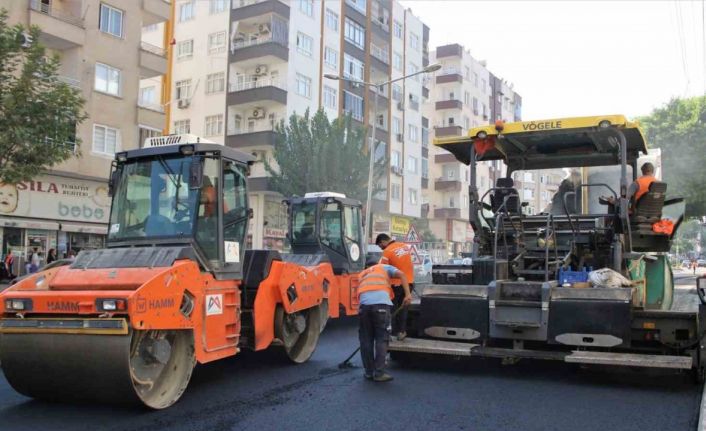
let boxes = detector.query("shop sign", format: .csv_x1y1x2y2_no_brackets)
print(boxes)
0,175,110,223
391,216,410,235
373,221,390,232
264,227,286,238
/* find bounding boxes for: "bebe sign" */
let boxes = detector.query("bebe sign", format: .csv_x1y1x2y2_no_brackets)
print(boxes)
0,175,110,223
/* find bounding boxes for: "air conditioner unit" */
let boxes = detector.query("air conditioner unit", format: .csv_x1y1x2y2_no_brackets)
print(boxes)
396,102,404,110
251,108,266,119
254,65,268,75
177,99,190,109
392,166,404,176
259,23,271,34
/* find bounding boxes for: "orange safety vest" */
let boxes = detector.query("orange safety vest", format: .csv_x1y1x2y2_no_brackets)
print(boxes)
357,265,394,300
380,241,415,283
633,175,656,203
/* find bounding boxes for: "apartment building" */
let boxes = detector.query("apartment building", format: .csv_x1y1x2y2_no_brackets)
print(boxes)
422,43,523,256
0,0,169,269
167,0,430,249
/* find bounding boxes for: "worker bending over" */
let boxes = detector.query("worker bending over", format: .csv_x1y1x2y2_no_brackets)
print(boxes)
376,233,415,340
358,261,411,382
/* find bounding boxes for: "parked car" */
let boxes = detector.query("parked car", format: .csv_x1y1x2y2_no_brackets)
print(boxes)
698,259,706,267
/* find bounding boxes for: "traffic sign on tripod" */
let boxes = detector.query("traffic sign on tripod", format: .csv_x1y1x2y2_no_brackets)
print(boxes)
405,225,421,244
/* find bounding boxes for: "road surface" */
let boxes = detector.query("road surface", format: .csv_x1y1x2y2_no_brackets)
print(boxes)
0,273,702,431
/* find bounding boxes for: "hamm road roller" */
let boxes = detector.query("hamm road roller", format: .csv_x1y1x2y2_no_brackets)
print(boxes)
390,115,706,380
0,135,366,408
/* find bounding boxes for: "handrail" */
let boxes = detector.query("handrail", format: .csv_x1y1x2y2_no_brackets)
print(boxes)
29,0,84,28
140,42,166,57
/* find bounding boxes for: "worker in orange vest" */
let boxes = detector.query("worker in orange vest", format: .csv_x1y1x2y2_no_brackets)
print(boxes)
628,162,656,206
375,233,415,341
358,260,411,382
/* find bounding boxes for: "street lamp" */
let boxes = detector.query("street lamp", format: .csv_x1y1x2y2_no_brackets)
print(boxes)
325,63,441,243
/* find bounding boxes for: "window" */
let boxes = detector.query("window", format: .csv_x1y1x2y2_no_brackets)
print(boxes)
175,79,192,100
462,194,469,208
343,91,363,121
393,20,403,38
449,196,455,208
391,150,401,168
139,86,156,107
174,119,191,134
343,54,364,80
344,18,365,49
323,85,337,109
523,188,534,200
408,125,418,143
299,0,314,17
222,162,249,258
392,84,402,101
204,114,224,136
296,32,313,56
179,1,195,22
472,97,479,113
348,0,366,13
523,172,534,182
94,63,121,96
324,47,338,69
464,66,470,80
464,91,471,106
481,78,487,93
208,31,226,54
391,184,401,200
422,158,429,178
407,156,417,174
209,0,227,14
205,72,225,94
446,167,455,179
99,4,123,37
296,73,311,98
93,124,119,155
473,72,479,87
393,52,403,71
408,189,418,205
464,117,470,130
409,63,420,81
392,117,401,135
540,175,546,184
410,33,419,51
325,9,338,31
138,126,160,148
177,39,194,59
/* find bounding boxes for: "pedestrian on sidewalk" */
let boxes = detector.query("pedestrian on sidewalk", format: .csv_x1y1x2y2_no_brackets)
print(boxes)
358,260,411,382
29,247,40,273
46,248,57,264
3,249,15,281
375,233,415,341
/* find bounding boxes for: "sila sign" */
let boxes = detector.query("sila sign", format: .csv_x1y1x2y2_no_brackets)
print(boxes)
0,176,111,223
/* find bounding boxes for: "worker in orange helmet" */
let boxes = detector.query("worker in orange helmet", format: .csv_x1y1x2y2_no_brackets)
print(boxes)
375,233,415,341
358,259,411,382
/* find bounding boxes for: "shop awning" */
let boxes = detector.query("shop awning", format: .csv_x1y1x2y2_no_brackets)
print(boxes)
0,217,60,231
59,222,108,235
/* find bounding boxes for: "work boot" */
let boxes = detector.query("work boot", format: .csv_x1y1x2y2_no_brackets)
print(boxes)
396,331,407,341
373,373,394,382
364,372,373,380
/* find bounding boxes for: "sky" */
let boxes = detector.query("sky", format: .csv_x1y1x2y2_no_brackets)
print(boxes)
400,0,706,120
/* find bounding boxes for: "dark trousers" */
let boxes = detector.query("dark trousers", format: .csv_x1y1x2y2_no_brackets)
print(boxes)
391,283,414,334
358,304,392,376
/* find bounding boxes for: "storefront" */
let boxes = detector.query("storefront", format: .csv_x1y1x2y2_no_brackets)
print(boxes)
0,174,110,276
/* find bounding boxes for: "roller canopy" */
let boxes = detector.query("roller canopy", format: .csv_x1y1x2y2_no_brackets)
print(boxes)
435,115,648,170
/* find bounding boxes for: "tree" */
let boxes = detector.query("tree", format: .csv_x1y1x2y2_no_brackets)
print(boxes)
0,10,86,184
265,108,387,203
638,96,706,217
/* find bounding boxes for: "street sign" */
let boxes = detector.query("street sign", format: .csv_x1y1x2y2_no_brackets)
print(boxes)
405,225,421,244
409,244,421,264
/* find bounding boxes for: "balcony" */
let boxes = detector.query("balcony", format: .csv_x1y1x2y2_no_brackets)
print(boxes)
232,0,290,20
434,208,462,219
421,178,429,189
371,44,389,70
436,99,463,110
227,127,279,149
57,75,81,89
29,0,85,50
436,44,464,59
227,79,287,106
231,36,289,64
436,71,463,84
139,42,168,78
371,9,390,37
408,99,420,111
434,153,457,164
142,0,170,26
434,125,463,137
138,104,166,130
422,86,429,99
435,178,463,192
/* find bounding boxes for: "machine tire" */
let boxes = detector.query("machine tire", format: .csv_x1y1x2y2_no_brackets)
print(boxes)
274,304,323,364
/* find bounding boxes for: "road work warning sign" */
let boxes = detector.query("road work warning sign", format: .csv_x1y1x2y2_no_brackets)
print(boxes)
206,294,223,316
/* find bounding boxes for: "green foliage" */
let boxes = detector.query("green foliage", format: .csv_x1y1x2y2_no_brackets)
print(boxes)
672,218,704,256
264,108,387,203
0,9,86,184
638,96,706,217
420,228,438,243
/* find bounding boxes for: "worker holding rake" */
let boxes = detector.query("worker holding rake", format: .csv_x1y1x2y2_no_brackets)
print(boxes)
357,259,411,382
